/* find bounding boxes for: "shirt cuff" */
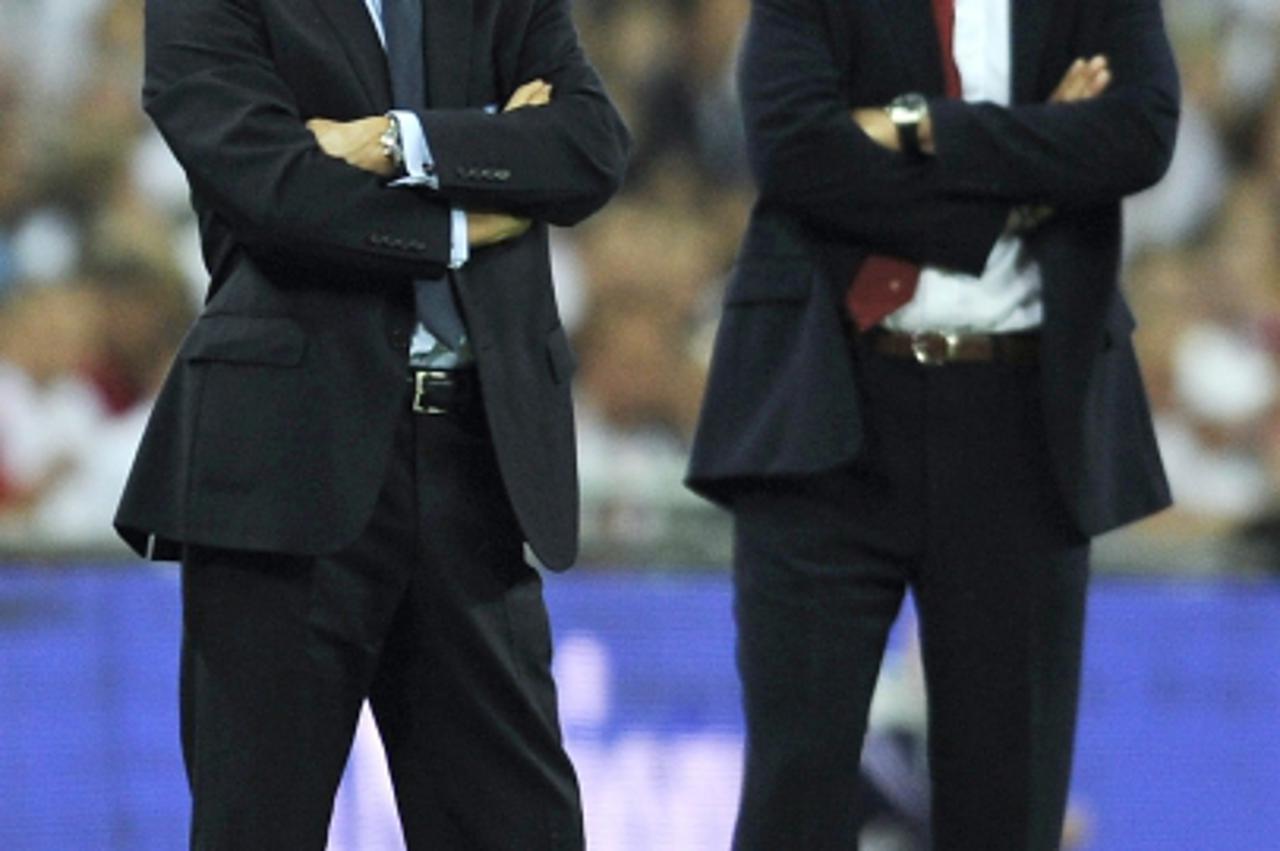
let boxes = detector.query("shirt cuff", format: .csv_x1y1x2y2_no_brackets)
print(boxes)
450,208,469,269
389,109,439,190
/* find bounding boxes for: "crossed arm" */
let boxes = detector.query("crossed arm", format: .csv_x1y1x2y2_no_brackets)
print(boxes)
143,0,629,278
854,56,1113,234
307,79,558,249
740,0,1179,273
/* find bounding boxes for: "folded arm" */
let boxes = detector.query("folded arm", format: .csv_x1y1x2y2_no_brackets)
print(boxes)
927,0,1180,208
308,82,561,249
739,0,1007,274
415,0,631,227
143,0,456,278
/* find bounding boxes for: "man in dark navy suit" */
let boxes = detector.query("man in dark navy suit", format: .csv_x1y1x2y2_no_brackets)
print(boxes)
116,0,628,846
687,0,1178,847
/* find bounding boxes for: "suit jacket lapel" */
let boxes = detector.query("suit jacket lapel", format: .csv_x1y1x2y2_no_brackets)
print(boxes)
873,0,945,96
309,0,393,111
425,0,472,108
1012,0,1053,103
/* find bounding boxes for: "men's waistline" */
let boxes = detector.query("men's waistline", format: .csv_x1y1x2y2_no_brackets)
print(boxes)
408,367,481,416
859,328,1041,366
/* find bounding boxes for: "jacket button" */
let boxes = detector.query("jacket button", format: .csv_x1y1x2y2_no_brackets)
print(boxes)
388,326,409,350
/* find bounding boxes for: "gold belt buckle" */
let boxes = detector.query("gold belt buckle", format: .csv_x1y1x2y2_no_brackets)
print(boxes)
412,369,449,415
910,332,961,366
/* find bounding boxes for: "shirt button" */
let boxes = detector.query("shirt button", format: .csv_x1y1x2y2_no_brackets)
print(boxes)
889,279,902,291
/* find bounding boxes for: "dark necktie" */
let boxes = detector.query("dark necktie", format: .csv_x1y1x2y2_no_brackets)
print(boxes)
382,0,468,353
846,0,964,332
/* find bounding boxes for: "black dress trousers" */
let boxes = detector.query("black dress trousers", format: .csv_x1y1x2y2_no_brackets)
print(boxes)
730,340,1090,851
179,381,582,850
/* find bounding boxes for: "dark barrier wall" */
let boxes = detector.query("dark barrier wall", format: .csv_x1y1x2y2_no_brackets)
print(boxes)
1,566,1277,850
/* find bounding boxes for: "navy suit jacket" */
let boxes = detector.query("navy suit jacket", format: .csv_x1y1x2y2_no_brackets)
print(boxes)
687,0,1178,536
116,0,630,569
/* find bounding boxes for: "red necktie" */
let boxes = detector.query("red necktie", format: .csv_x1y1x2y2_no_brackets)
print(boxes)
846,0,963,331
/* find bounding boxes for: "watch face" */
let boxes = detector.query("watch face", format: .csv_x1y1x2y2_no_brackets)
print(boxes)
889,93,928,124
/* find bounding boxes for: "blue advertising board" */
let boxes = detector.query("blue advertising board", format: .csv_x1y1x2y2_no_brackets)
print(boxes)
0,566,1277,849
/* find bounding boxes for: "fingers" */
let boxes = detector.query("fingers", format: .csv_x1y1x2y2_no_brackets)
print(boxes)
503,78,552,112
851,107,898,151
467,212,533,246
507,216,533,240
527,82,551,107
1078,55,1111,99
306,117,347,156
1007,203,1056,234
1049,55,1111,103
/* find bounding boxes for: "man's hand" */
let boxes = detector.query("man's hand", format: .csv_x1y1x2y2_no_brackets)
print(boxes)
851,107,939,155
467,212,532,247
306,115,396,178
459,79,550,248
504,78,552,112
1050,55,1111,103
851,108,899,152
1008,55,1112,232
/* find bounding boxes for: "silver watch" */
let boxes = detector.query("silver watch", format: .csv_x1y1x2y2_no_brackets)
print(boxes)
379,112,405,174
886,93,929,158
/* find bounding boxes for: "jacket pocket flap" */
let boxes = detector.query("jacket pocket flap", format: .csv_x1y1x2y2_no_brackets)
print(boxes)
182,315,306,366
723,258,815,305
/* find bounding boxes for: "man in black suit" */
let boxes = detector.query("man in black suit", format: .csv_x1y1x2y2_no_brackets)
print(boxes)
687,0,1178,847
114,0,628,846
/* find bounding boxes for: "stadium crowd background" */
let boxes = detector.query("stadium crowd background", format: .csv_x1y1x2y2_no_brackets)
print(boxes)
0,0,1278,572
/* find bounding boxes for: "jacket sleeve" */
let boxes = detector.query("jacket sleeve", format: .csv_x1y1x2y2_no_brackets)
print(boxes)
739,0,1007,275
929,0,1180,207
143,0,455,279
416,0,632,227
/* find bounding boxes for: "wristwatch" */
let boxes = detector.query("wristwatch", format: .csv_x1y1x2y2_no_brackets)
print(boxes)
379,112,405,174
886,93,929,158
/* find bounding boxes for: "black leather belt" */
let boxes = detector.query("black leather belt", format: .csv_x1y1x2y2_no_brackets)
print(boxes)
408,368,480,416
862,329,1040,366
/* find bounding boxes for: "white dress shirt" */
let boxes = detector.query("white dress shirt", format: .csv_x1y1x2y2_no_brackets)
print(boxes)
884,0,1044,334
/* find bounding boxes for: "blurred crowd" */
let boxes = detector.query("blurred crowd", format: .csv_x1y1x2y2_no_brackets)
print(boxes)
0,0,1277,571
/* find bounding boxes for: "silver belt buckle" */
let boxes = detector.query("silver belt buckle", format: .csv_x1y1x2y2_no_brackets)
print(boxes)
910,332,960,366
412,369,449,415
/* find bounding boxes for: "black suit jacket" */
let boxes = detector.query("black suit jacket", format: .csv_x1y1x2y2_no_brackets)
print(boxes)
687,0,1178,537
115,0,630,569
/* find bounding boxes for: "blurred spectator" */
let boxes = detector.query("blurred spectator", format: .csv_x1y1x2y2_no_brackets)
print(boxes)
627,0,749,189
24,262,193,545
1156,321,1277,522
0,64,37,295
0,282,105,522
